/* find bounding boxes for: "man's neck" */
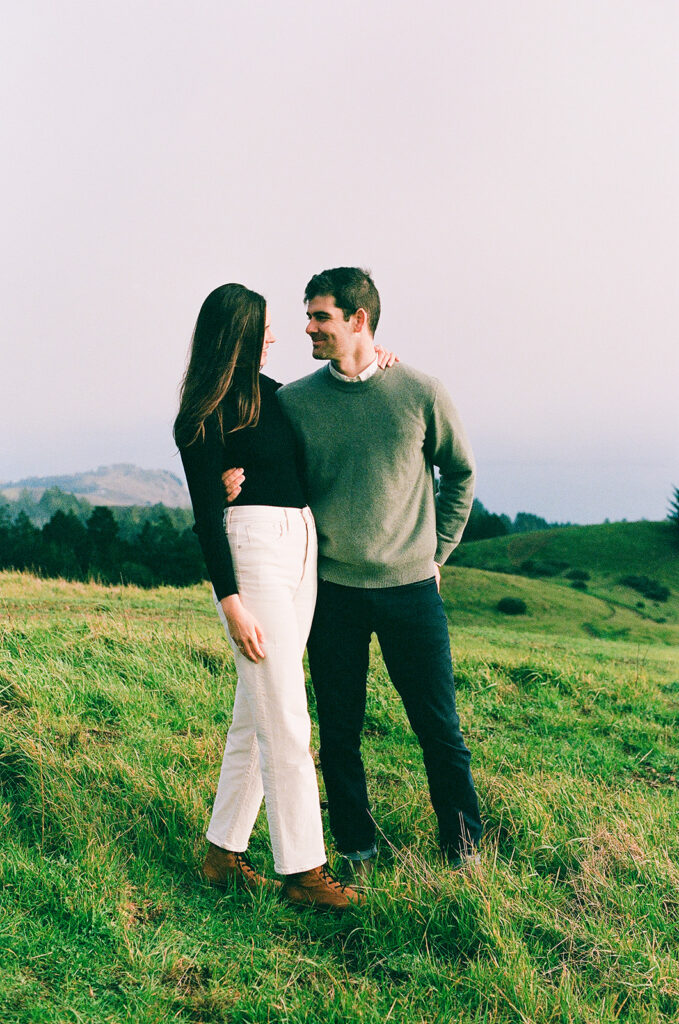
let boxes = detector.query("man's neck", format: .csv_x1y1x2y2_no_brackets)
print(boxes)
331,343,376,379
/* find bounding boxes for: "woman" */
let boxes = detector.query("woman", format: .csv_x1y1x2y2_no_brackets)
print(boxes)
175,284,366,910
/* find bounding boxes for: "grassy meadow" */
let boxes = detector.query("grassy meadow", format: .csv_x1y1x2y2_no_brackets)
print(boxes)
1,521,678,1023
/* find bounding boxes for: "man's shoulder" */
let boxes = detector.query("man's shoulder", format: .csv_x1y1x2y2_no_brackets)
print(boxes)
278,367,330,401
278,362,445,405
383,362,442,398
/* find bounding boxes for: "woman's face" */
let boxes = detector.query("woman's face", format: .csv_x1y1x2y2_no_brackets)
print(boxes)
260,308,276,367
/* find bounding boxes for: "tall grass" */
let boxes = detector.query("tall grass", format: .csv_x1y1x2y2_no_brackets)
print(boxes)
2,570,678,1022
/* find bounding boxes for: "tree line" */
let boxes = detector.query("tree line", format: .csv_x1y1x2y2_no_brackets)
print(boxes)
0,491,204,588
459,499,565,542
2,485,675,589
0,487,566,588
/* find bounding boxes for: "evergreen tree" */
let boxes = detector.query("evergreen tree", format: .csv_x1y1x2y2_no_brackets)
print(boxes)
513,512,551,533
668,485,679,537
8,512,42,571
87,506,119,575
43,510,89,573
36,486,91,526
87,506,118,547
462,500,510,542
0,505,12,563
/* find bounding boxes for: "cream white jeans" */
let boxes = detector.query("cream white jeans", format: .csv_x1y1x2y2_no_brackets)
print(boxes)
206,505,326,875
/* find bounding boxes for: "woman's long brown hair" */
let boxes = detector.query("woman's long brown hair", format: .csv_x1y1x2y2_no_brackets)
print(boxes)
173,284,266,448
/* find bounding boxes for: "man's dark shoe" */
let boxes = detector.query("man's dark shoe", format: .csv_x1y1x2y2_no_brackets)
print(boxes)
342,856,374,883
445,850,481,872
202,843,276,890
282,863,364,910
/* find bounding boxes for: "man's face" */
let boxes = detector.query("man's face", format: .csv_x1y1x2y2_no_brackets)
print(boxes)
305,295,357,361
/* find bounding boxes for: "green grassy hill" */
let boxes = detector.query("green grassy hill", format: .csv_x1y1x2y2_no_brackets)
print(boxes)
448,521,679,642
1,570,678,1023
441,565,679,645
452,520,678,585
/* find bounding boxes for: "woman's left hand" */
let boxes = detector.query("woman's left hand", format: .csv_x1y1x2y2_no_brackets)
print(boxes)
374,344,400,369
222,467,245,503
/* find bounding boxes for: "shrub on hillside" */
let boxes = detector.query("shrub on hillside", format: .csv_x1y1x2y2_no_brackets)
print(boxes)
518,559,568,578
497,597,528,615
619,575,670,603
570,580,587,590
566,569,590,582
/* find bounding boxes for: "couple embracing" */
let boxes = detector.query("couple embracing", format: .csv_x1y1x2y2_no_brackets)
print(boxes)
175,267,482,910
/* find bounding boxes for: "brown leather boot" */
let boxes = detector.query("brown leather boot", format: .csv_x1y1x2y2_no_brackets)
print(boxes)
282,864,364,910
202,843,276,890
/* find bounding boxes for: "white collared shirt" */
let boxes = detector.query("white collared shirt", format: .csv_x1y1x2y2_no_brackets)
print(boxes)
328,355,379,383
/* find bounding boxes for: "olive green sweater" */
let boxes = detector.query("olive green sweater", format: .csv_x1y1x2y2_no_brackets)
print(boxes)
277,363,475,588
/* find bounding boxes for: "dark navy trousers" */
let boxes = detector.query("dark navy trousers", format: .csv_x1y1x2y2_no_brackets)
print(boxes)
307,577,482,859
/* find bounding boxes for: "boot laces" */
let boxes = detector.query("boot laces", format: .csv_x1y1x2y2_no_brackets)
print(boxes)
319,864,348,893
234,851,258,878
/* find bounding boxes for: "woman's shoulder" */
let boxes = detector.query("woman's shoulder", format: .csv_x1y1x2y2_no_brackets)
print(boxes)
211,374,282,430
259,372,283,392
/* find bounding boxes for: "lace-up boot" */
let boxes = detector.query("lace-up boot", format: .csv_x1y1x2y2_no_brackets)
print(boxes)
282,863,364,910
202,843,275,890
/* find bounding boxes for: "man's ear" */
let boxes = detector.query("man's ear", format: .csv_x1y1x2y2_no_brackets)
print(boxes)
353,307,368,332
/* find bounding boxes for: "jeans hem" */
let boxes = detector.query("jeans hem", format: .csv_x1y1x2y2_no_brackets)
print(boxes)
338,846,377,862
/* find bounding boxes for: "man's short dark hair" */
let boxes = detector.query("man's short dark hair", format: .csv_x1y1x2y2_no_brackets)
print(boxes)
304,267,381,336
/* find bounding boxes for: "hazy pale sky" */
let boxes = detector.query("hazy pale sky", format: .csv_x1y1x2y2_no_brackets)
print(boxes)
2,0,677,522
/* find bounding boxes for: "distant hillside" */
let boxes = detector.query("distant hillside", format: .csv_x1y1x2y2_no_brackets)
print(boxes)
0,464,191,509
440,565,679,645
445,521,678,645
450,520,679,587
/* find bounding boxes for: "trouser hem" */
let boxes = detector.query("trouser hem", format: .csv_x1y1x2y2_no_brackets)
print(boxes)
205,831,247,853
275,854,327,876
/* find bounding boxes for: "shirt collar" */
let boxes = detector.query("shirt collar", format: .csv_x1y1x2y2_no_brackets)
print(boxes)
328,355,379,383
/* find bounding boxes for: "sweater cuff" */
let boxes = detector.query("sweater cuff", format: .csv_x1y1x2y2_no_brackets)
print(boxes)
435,538,459,566
213,579,238,602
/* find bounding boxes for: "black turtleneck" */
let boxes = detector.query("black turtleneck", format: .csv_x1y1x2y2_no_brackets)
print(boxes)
179,374,306,599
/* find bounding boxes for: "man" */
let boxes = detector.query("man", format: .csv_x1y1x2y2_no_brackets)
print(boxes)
229,267,482,873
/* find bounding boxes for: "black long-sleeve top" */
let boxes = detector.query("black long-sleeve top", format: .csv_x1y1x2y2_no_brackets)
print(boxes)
179,374,306,600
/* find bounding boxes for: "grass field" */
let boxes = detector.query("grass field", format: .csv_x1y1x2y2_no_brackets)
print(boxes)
1,542,678,1023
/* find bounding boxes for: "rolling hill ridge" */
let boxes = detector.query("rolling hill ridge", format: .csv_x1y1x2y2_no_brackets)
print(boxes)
0,464,191,508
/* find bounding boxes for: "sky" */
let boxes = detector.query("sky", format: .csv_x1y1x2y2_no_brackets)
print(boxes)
2,0,677,523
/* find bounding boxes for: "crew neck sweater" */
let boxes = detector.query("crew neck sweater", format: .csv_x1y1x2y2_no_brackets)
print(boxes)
179,373,306,600
277,363,475,588
329,355,379,382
